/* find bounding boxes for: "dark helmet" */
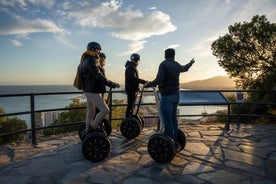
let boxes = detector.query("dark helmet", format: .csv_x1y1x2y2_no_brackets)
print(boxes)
99,52,106,59
87,42,101,50
130,53,140,62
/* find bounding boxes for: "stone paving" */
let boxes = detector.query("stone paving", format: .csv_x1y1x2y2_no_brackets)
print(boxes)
0,123,276,184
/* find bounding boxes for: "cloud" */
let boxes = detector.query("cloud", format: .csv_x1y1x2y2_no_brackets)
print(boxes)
0,0,176,51
118,40,147,56
0,14,67,35
165,44,181,49
11,39,22,46
0,8,71,46
68,0,177,55
0,0,55,9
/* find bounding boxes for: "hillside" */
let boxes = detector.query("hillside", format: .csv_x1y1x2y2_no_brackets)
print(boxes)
180,76,236,90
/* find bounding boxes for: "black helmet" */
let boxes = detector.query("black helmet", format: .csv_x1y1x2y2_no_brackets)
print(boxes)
130,53,140,62
87,42,101,50
99,52,106,59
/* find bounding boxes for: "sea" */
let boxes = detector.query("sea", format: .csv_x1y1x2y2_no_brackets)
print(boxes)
0,85,227,128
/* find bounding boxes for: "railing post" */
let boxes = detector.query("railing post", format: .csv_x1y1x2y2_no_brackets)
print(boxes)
30,93,37,145
237,103,241,128
224,104,230,131
109,91,112,123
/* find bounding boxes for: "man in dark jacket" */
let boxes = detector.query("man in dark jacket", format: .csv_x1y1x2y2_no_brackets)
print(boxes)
80,42,120,132
125,53,147,117
145,48,195,142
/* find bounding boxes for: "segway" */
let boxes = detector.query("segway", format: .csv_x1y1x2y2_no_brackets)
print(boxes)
147,88,186,163
80,88,113,162
78,88,113,141
120,86,145,139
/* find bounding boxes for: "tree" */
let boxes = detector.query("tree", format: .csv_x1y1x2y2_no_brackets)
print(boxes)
211,15,276,117
211,15,276,91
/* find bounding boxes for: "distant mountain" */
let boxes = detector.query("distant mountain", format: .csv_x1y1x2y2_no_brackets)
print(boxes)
180,76,236,89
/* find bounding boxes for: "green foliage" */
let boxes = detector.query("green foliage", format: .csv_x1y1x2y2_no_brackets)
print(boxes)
211,15,276,91
0,107,7,122
111,100,127,128
43,101,86,136
0,116,27,144
42,99,128,135
214,110,228,123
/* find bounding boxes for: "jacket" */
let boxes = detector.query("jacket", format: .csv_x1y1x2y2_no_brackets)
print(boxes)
80,53,110,93
146,58,194,96
125,61,146,94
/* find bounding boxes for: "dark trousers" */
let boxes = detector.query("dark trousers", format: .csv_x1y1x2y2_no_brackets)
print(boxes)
126,91,137,118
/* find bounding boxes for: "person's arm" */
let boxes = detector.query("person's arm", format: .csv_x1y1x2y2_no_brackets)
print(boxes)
180,58,195,72
145,63,165,88
127,67,146,84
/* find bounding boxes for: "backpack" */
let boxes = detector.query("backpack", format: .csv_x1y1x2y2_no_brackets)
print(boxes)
73,63,84,90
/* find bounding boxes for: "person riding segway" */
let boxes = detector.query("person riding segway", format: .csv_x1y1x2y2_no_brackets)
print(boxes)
80,42,120,162
145,48,195,163
121,53,147,139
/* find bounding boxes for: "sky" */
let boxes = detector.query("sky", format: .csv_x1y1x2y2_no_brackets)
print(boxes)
0,0,275,85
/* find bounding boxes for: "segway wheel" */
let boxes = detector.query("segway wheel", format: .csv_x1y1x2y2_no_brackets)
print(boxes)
176,129,186,152
82,132,111,162
120,118,141,139
147,133,176,163
101,118,112,136
133,114,145,130
78,123,86,140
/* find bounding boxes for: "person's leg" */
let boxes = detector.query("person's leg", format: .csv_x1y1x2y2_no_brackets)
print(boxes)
126,92,136,118
84,93,95,131
94,93,103,119
91,93,110,128
160,95,174,138
171,93,179,140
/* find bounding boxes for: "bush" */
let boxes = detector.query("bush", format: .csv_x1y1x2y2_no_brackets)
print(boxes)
43,101,86,136
0,117,27,144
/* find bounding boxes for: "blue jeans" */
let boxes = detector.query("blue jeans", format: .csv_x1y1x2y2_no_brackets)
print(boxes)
160,93,179,141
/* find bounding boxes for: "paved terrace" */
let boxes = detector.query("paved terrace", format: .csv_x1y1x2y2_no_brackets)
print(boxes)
0,123,276,184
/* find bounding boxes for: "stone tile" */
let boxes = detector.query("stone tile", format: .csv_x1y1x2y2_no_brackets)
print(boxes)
238,144,272,158
200,130,224,136
184,142,211,156
181,162,215,174
225,160,266,176
223,148,264,167
123,177,160,184
265,152,276,180
198,170,250,184
0,154,10,165
175,174,205,184
138,166,174,181
63,174,88,184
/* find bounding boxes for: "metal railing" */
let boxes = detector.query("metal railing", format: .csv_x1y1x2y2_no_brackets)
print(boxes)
0,89,275,145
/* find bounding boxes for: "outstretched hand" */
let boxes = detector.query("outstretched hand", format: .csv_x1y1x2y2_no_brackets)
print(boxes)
190,58,195,64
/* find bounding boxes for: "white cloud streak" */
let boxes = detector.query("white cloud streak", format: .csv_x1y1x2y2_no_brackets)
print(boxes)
11,39,22,46
0,0,176,52
68,0,177,55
